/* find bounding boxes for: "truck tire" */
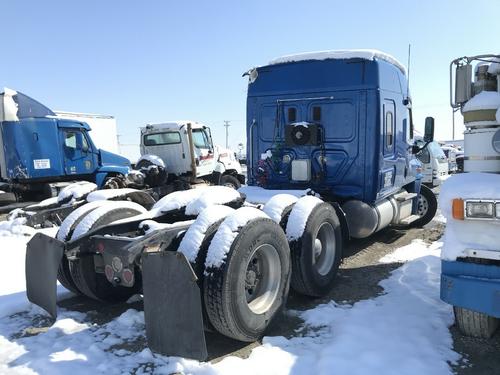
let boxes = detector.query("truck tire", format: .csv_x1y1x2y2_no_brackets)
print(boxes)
220,174,241,190
411,184,437,228
454,306,499,338
57,255,81,295
68,206,144,301
204,218,290,341
289,202,342,297
55,201,110,295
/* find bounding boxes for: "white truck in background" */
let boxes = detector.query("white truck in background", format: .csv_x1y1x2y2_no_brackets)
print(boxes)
139,121,245,189
55,111,119,154
415,139,449,187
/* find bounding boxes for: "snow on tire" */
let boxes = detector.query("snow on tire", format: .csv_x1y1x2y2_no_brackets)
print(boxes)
454,306,499,338
178,205,235,278
262,193,299,228
286,199,343,297
55,200,112,294
203,214,291,342
68,204,145,301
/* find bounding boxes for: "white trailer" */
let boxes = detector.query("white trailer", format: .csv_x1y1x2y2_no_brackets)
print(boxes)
55,111,119,154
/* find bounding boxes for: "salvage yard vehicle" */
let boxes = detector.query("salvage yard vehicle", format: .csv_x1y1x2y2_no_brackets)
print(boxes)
440,54,500,338
26,49,438,360
1,89,244,225
139,121,244,189
415,140,449,186
0,88,130,205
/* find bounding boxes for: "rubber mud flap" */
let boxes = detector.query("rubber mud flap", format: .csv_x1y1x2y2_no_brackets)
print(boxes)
25,233,64,318
142,251,207,360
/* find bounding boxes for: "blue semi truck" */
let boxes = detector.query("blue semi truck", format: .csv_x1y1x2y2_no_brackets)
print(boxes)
26,49,437,359
0,88,130,202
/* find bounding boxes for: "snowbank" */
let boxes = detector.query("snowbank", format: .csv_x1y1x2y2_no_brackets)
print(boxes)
0,227,59,318
205,207,269,269
0,220,461,374
238,186,315,205
439,173,500,260
268,49,406,74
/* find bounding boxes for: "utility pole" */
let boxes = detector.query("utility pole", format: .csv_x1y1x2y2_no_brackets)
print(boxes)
224,120,230,148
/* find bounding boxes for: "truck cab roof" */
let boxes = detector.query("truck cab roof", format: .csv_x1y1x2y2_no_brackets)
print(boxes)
266,49,406,74
1,88,55,122
141,121,206,133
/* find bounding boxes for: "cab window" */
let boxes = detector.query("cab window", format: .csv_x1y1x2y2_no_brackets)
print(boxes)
192,129,211,149
143,132,181,146
64,132,77,149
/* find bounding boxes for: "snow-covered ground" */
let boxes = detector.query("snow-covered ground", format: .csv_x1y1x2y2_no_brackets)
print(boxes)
0,215,461,374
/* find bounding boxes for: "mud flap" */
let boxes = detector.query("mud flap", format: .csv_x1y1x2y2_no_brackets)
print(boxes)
142,251,207,360
25,233,64,318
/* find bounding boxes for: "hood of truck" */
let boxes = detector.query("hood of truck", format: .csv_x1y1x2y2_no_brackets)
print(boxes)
99,149,131,167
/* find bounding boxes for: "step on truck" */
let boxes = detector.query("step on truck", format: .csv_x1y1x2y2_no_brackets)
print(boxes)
440,54,500,338
26,49,438,360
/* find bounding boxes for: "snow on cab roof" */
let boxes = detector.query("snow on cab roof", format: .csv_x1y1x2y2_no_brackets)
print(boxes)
268,49,406,75
142,121,205,130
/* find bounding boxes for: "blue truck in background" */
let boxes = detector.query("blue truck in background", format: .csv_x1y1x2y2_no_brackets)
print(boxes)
0,88,130,203
245,50,437,239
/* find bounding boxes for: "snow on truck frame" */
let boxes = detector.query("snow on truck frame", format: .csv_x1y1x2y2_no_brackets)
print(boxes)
26,49,438,360
440,54,500,338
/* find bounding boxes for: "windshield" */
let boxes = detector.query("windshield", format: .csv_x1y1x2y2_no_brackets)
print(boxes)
428,142,446,158
143,132,181,146
192,129,212,149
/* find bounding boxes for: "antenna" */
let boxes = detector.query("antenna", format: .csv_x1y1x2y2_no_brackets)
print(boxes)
406,44,411,99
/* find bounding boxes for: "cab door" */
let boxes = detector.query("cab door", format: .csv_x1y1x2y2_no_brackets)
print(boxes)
380,99,397,192
191,128,215,177
61,128,95,175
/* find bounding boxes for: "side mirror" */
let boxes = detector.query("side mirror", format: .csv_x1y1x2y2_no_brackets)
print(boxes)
454,64,472,107
424,117,434,142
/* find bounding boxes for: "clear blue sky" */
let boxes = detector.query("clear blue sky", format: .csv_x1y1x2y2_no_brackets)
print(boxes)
2,0,499,159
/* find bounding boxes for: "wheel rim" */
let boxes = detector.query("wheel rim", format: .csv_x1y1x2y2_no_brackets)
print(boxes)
417,194,429,217
312,222,336,276
244,244,281,314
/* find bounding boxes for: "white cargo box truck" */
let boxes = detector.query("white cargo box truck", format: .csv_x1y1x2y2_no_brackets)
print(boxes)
55,111,119,154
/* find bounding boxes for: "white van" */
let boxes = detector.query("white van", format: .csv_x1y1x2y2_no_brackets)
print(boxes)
416,140,449,187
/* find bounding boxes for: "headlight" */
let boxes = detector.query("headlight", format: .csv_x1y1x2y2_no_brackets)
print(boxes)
465,201,495,219
496,203,500,218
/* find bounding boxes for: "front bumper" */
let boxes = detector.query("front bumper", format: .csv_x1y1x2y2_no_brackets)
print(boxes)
441,259,500,318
